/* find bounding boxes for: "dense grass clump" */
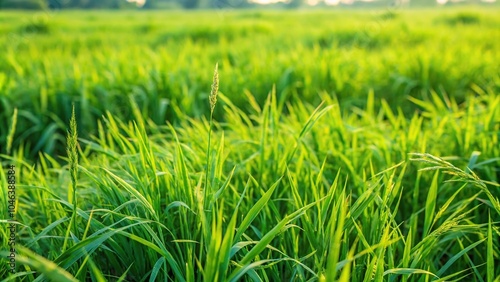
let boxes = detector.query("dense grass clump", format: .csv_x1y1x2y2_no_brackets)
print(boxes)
441,12,481,26
0,8,499,282
18,16,52,34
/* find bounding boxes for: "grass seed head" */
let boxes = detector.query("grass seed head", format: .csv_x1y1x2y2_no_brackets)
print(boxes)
210,63,219,114
6,108,18,155
67,105,78,183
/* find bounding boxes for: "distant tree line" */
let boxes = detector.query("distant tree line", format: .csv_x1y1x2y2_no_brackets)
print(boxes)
166,0,258,9
0,0,120,9
3,0,488,9
0,0,276,9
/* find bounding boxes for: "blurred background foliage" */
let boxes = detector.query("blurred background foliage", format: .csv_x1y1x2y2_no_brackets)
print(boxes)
0,9,499,160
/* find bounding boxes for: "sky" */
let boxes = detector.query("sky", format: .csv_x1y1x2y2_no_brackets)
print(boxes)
128,0,146,5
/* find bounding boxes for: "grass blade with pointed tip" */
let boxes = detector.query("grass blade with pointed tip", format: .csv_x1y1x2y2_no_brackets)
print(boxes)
1,246,78,282
436,239,486,277
234,176,282,242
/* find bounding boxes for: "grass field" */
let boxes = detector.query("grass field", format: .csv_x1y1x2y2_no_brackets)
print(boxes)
1,7,499,281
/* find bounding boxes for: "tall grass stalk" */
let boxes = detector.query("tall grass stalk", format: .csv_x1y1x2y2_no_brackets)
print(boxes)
205,62,219,209
6,108,17,155
62,105,79,251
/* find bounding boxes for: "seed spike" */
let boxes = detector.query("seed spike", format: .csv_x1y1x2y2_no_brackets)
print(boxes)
210,63,219,114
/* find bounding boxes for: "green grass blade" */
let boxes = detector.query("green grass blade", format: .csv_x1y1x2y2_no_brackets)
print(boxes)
423,171,439,237
383,268,438,279
436,239,486,277
234,176,282,242
5,246,78,282
487,214,494,282
149,257,166,282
